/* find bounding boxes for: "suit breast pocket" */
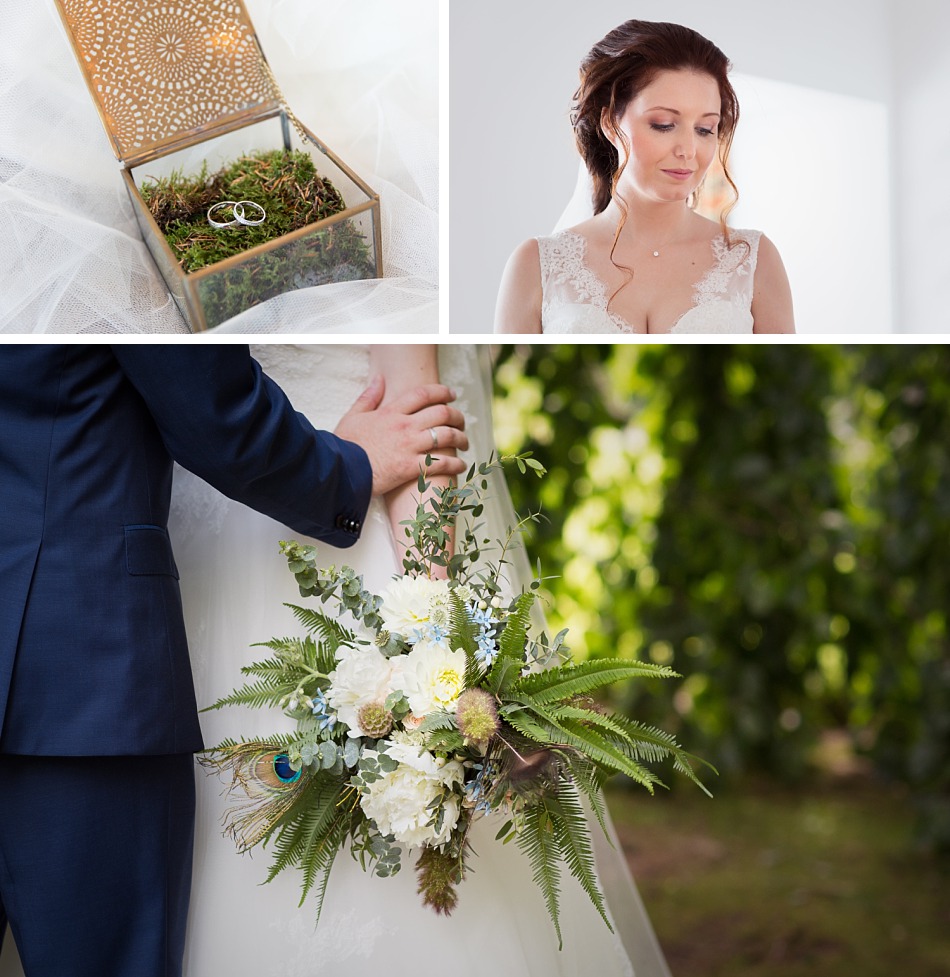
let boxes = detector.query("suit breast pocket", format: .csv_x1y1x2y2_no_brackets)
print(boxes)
125,524,180,579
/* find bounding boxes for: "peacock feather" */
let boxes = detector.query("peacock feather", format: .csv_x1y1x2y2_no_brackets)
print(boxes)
199,744,310,852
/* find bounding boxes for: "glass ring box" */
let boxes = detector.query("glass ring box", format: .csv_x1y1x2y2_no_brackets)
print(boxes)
54,0,382,332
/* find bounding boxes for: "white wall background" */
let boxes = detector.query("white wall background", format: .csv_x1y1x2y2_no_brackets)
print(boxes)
893,0,950,332
451,0,944,333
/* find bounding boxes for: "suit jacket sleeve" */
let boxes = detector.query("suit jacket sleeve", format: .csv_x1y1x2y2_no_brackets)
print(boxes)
112,344,372,547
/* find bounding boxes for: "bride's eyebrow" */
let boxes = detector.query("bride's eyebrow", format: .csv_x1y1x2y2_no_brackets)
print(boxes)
646,106,721,118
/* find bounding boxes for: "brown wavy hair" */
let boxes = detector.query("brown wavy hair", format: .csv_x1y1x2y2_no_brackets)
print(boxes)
572,20,741,236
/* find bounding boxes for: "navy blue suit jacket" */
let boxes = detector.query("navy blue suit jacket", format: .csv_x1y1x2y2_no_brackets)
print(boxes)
0,345,372,757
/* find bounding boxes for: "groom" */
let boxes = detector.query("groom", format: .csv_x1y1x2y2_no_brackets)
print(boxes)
0,344,467,977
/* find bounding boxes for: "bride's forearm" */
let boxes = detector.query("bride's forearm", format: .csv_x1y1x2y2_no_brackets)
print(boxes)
370,345,456,577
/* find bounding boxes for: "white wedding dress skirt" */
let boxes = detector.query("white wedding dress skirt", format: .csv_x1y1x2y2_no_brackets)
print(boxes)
172,345,671,977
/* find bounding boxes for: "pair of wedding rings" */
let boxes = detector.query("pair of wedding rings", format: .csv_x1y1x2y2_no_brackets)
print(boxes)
207,200,266,228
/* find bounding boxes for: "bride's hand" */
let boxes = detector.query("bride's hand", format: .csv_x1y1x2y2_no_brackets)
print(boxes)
335,374,469,496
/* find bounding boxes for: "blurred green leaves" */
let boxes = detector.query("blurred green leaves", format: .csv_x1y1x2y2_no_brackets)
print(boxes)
493,344,950,851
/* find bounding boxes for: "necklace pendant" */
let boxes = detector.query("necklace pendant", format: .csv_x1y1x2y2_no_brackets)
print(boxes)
653,250,660,258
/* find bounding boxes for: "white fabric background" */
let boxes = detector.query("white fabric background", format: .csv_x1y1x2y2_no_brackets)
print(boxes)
0,0,438,334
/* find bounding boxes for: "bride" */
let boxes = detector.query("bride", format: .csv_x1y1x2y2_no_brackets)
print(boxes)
173,345,670,977
494,19,795,334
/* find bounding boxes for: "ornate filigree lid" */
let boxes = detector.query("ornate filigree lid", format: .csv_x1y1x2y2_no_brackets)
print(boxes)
54,0,282,164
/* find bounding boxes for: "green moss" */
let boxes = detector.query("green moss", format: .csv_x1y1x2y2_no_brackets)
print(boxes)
139,149,376,328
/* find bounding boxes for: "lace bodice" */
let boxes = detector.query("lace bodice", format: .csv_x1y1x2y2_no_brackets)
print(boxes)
538,228,761,334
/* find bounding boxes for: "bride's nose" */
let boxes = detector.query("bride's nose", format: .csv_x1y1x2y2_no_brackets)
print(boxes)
674,135,697,160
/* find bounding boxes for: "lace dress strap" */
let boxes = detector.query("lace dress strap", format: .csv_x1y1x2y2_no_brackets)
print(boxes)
693,229,762,309
537,231,631,334
537,232,605,305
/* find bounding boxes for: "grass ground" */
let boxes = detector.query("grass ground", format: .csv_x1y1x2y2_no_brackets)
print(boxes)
605,777,950,977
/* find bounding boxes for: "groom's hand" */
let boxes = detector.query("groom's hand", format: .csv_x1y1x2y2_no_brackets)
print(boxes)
335,375,469,496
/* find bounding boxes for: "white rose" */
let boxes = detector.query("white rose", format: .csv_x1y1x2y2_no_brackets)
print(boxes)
327,646,398,738
396,639,467,717
379,576,451,640
360,742,464,848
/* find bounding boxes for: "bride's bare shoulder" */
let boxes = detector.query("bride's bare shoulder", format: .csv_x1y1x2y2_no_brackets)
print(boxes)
494,239,543,334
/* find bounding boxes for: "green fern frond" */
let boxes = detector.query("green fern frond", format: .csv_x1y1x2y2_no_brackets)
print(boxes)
673,753,717,797
236,656,298,678
298,806,353,919
203,676,299,712
312,817,354,919
511,658,678,705
250,635,313,662
517,802,563,949
506,708,663,792
561,709,715,794
204,731,299,753
416,711,458,734
562,754,611,841
263,777,345,887
487,591,534,694
556,716,665,792
285,603,356,649
448,591,480,683
262,783,328,879
545,785,611,932
549,706,677,764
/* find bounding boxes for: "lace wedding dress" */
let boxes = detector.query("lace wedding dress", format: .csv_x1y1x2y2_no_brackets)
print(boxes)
174,345,670,977
539,228,761,334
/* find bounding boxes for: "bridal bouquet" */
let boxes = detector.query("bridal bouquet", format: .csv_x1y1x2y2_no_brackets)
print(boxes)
203,456,710,945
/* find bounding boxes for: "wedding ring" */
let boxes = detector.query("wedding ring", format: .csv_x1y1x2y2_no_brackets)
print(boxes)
235,200,266,226
428,427,439,449
207,200,267,228
207,200,240,228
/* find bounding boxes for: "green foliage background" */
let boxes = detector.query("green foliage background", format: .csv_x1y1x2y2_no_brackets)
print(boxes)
492,344,950,851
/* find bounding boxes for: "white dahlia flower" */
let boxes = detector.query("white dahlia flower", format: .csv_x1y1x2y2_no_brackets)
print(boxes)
397,639,467,717
379,576,451,640
326,646,399,738
359,742,463,848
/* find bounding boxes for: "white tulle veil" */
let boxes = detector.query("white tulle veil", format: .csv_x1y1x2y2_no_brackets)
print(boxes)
553,162,596,232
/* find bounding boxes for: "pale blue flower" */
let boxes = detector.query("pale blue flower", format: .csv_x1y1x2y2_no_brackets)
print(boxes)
475,632,497,665
311,688,337,732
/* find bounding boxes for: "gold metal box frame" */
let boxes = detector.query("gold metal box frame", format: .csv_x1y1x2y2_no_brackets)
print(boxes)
54,0,382,332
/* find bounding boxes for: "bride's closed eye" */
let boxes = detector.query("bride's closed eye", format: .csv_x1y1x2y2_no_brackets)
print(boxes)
650,122,716,137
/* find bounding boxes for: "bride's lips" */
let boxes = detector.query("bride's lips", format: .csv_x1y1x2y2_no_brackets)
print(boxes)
662,169,694,181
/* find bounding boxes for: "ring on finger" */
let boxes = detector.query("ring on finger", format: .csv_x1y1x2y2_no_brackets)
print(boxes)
428,427,439,449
